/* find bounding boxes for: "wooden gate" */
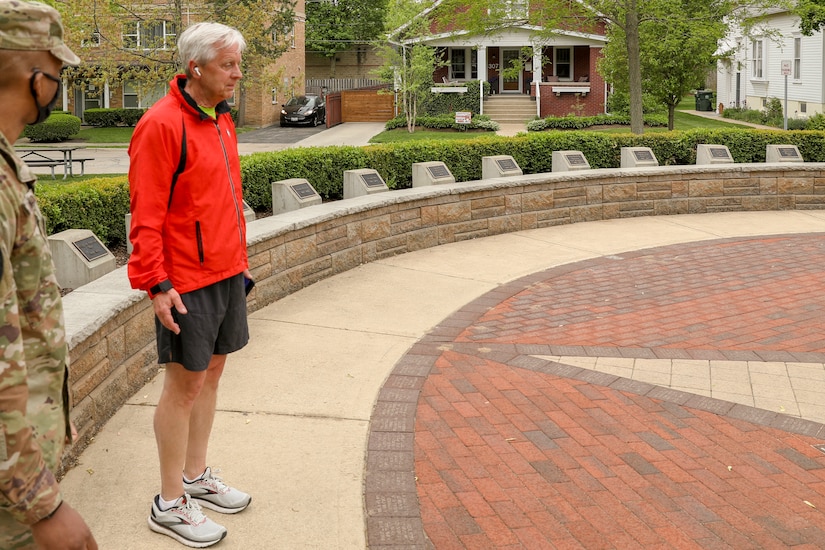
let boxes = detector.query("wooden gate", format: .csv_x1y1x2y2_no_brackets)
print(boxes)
341,88,395,122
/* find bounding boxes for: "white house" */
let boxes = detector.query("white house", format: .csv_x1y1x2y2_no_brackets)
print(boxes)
717,8,824,118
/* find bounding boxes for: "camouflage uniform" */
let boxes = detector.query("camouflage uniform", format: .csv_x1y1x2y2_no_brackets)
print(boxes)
0,131,70,547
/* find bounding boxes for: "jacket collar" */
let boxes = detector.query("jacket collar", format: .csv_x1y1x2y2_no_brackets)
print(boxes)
172,74,232,120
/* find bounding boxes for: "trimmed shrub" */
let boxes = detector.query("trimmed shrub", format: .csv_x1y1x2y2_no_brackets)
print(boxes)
83,108,146,127
384,113,500,132
527,114,668,131
36,176,130,245
22,113,81,142
421,81,491,116
807,113,825,130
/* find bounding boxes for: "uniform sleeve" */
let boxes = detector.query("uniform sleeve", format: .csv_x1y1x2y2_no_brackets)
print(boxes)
0,172,62,525
127,114,179,292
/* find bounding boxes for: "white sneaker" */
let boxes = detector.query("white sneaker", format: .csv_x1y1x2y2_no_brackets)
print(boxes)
184,467,252,514
148,493,227,548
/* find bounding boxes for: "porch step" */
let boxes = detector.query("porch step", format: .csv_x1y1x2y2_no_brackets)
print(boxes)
483,95,538,124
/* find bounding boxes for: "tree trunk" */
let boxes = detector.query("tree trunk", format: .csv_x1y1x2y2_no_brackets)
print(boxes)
625,3,644,135
668,103,675,131
236,83,247,127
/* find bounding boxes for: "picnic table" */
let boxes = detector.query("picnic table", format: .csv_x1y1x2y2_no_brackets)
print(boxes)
16,146,95,179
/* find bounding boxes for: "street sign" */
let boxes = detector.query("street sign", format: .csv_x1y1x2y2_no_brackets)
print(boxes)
781,60,791,76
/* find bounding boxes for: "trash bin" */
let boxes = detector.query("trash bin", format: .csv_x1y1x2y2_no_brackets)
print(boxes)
694,90,714,112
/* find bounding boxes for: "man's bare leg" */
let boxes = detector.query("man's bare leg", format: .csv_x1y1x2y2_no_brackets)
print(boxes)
154,362,208,501
184,354,226,480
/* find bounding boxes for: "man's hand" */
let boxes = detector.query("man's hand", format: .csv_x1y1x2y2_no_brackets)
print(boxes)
31,502,98,549
152,288,187,334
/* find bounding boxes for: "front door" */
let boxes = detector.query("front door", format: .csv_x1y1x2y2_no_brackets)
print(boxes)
501,49,522,93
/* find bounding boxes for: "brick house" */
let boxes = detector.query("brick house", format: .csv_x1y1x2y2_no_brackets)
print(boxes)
395,0,607,117
60,0,306,128
395,0,608,118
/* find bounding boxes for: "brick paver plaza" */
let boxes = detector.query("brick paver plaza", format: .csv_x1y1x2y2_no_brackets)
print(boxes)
368,234,825,548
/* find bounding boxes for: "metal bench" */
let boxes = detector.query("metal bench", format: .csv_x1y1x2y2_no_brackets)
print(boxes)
70,157,95,176
24,159,65,179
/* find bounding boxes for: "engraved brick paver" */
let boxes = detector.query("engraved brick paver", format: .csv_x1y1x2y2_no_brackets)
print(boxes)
366,235,825,548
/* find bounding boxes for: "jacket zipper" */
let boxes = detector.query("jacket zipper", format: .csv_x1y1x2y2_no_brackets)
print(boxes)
215,118,244,248
195,221,204,264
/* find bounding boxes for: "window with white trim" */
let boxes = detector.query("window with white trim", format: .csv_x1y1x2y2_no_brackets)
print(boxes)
793,36,801,80
449,49,478,80
752,39,764,79
123,20,177,50
122,81,165,109
81,30,101,48
451,49,466,79
555,47,572,80
504,0,528,19
123,82,139,108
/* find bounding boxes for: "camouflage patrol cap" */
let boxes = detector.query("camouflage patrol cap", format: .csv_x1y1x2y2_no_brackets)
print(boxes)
0,0,80,65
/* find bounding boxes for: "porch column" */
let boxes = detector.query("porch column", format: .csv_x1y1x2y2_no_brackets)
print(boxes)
477,46,487,115
532,45,542,86
532,41,542,117
104,80,110,109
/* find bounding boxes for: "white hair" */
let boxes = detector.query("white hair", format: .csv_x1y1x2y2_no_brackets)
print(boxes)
178,22,246,76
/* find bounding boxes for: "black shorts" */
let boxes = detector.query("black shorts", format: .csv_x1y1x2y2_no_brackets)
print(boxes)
156,273,249,372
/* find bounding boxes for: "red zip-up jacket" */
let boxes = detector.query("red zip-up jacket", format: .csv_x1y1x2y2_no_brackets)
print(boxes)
128,76,247,295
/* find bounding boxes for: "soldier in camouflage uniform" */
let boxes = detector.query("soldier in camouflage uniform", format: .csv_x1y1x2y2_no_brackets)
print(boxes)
0,1,97,548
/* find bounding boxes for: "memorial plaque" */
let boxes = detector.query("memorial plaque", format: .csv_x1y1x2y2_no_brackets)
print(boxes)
427,164,451,179
361,172,386,188
291,182,317,199
779,147,799,158
73,236,108,261
49,229,115,289
633,150,655,161
496,158,518,171
696,144,734,165
566,153,587,166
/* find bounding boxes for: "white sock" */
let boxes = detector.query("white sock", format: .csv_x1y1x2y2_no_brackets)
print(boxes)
158,495,182,511
183,469,205,484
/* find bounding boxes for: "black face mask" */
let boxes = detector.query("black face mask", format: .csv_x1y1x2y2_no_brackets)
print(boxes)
29,69,62,125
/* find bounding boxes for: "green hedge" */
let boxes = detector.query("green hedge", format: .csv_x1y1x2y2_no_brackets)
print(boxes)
36,176,130,245
36,128,825,247
84,108,146,127
384,114,500,132
22,113,81,142
527,114,669,131
421,81,491,116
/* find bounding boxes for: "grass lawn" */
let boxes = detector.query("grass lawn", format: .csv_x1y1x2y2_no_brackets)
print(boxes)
71,126,134,144
369,128,501,144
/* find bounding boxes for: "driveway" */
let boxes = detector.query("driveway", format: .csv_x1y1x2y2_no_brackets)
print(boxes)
237,123,326,144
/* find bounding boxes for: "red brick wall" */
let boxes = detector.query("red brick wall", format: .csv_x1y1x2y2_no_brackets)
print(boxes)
533,47,605,117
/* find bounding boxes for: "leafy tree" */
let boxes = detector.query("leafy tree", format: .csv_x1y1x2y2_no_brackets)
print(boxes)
437,0,783,134
796,0,825,35
601,0,728,130
306,0,388,76
56,0,295,126
379,0,446,132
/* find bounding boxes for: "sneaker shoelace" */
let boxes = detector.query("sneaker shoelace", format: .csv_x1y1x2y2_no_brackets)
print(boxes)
202,468,230,495
176,495,207,526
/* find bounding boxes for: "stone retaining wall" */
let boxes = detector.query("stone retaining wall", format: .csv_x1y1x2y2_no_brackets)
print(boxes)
60,162,825,467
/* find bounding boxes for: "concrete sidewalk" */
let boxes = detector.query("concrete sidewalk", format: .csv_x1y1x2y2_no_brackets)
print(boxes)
59,210,825,548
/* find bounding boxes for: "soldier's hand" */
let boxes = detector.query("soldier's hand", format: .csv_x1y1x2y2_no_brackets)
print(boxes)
32,502,98,549
152,288,187,334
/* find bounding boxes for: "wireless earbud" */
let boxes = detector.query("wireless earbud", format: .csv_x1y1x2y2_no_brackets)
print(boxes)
193,67,201,76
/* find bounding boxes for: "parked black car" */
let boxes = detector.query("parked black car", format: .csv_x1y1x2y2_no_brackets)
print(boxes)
280,95,326,127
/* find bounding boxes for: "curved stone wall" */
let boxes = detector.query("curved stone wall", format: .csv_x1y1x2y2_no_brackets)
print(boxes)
60,162,825,466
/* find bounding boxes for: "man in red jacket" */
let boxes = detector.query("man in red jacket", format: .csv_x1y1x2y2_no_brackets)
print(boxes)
128,21,252,548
